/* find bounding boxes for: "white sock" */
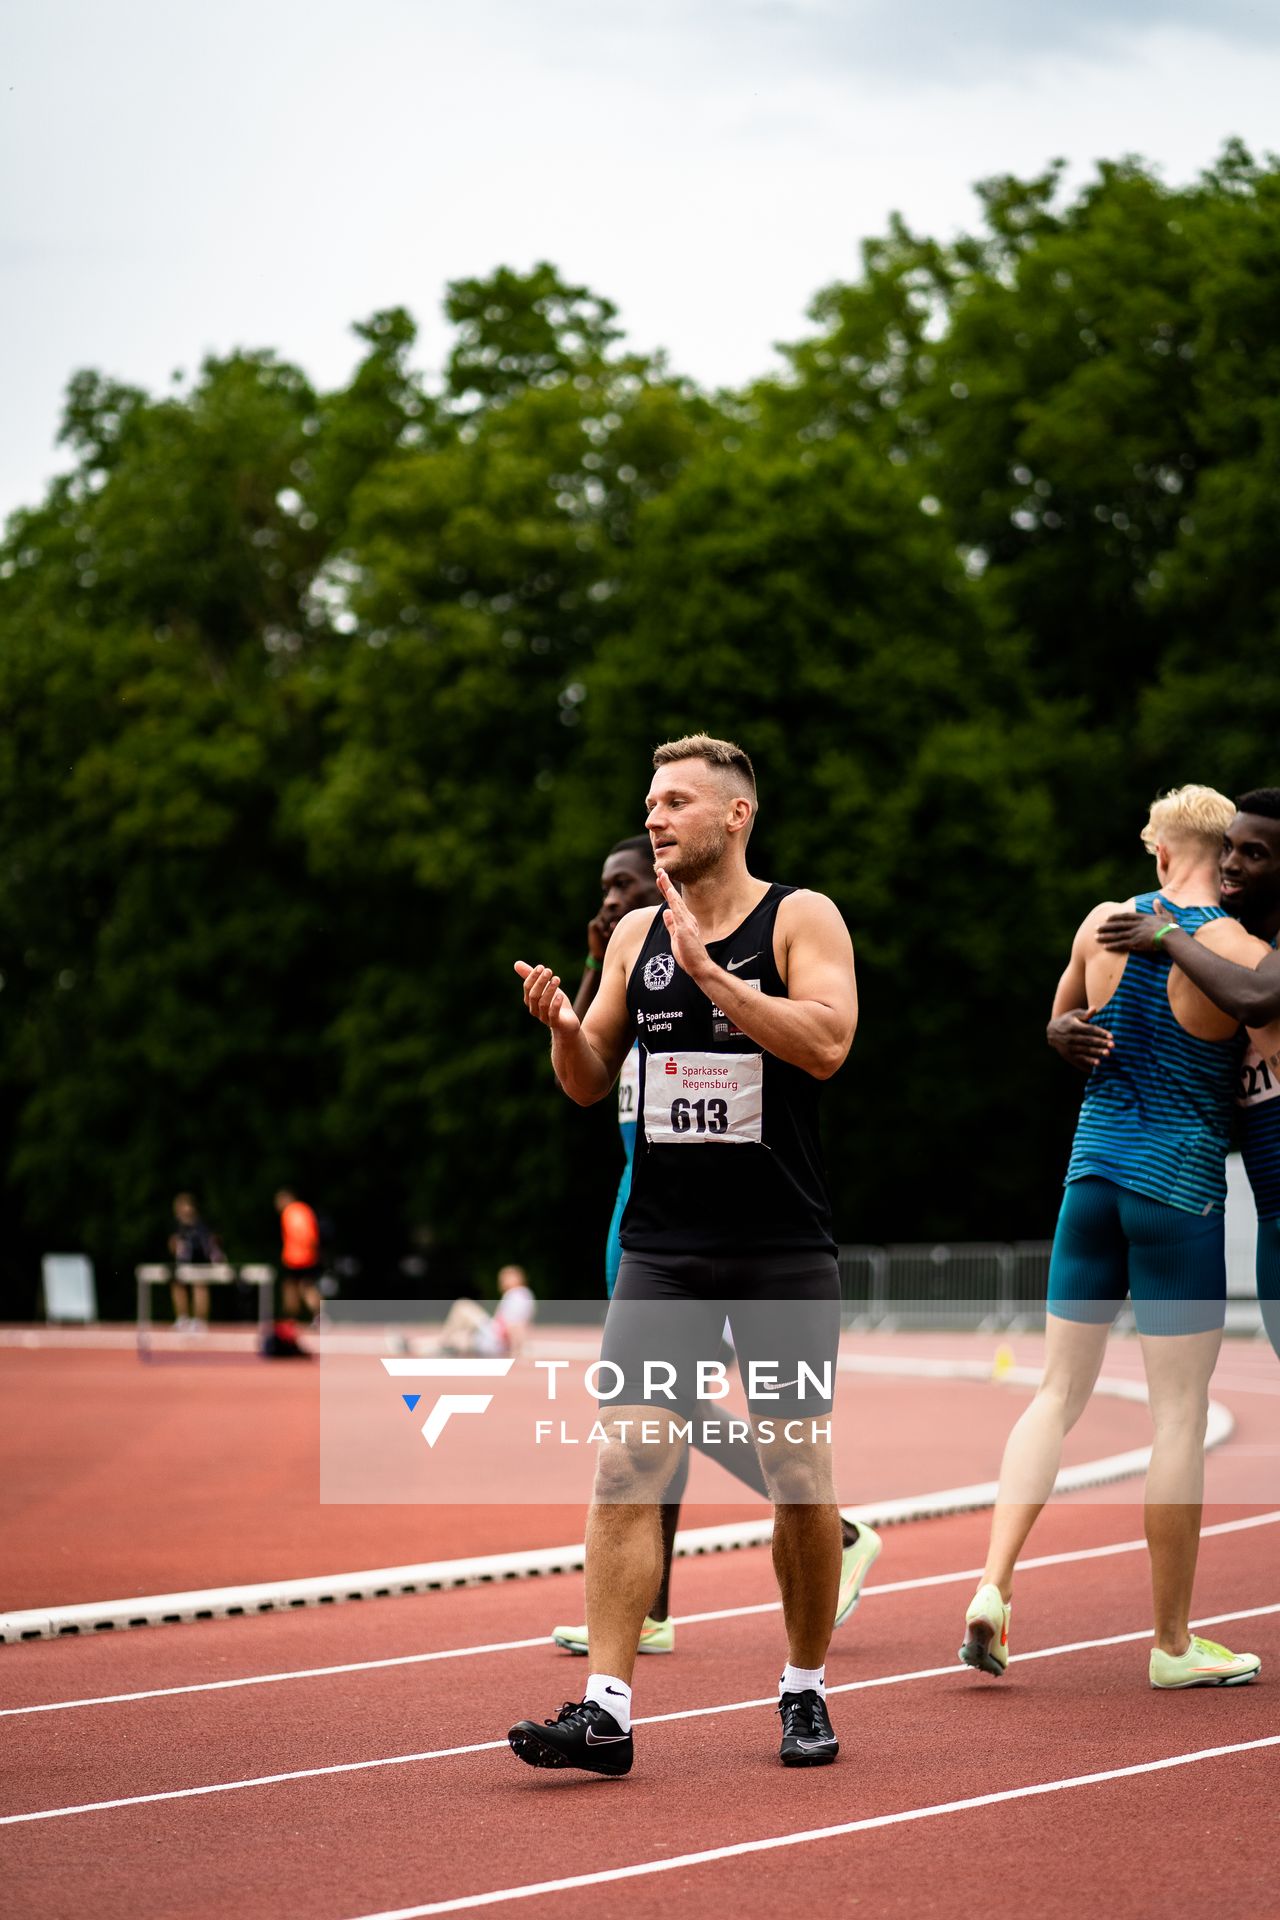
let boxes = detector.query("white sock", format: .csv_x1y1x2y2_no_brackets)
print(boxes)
585,1672,632,1732
780,1662,825,1699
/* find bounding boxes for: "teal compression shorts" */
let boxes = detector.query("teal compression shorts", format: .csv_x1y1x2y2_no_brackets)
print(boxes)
1048,1176,1225,1335
605,1160,632,1300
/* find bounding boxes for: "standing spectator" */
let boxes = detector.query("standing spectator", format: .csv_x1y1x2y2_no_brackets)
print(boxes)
169,1193,224,1332
275,1187,322,1319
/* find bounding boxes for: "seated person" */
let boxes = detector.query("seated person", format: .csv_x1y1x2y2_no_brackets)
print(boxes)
437,1263,536,1358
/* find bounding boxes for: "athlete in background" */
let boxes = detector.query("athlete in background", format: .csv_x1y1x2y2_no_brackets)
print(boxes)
275,1187,322,1320
1096,788,1280,1361
438,1263,537,1359
168,1192,224,1332
962,786,1265,1691
572,837,661,1301
552,834,881,1659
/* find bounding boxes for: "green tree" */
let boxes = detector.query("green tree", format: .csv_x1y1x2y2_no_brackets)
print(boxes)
0,349,338,1298
290,268,721,1287
8,152,1280,1309
569,431,1084,1237
773,142,1280,878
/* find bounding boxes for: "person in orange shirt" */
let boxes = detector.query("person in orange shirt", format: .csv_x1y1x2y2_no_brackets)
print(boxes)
274,1188,322,1319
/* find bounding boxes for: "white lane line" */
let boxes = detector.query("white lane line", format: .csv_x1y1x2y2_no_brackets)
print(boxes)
0,1636,554,1719
1093,1362,1280,1396
7,1510,1278,1719
637,1602,1280,1731
3,1601,1276,1826
637,1509,1280,1626
345,1735,1280,1919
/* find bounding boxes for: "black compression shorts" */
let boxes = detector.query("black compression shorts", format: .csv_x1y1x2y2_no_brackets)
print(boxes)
599,1248,841,1417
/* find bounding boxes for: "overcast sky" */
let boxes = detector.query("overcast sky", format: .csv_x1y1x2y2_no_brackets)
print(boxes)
3,0,1279,523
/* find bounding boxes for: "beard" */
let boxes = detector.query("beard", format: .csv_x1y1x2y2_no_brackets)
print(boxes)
663,823,727,885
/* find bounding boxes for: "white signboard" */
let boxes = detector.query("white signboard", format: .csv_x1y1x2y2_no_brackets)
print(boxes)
42,1254,97,1323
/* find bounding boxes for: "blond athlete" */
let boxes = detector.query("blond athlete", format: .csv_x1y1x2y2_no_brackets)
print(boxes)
962,786,1265,1690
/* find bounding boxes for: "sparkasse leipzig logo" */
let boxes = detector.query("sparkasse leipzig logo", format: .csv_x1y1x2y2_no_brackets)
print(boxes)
643,952,676,992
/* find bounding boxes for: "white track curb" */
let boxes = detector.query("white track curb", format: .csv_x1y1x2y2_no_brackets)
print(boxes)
0,1357,1232,1644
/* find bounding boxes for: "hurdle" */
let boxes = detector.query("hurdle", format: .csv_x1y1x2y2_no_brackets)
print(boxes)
135,1262,277,1357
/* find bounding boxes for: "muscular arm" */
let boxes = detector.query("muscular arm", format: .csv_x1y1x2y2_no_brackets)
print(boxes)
1098,911,1280,1023
1046,904,1119,1069
1050,951,1088,1022
660,877,857,1079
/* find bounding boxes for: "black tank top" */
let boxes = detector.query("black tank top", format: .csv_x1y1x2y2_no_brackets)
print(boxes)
621,882,835,1255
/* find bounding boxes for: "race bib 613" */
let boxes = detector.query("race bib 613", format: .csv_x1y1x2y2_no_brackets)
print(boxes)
642,1051,763,1146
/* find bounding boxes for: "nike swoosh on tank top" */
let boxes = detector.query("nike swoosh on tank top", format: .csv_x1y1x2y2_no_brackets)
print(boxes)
620,882,836,1255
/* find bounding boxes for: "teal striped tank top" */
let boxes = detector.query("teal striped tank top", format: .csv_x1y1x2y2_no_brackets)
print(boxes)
1065,892,1244,1216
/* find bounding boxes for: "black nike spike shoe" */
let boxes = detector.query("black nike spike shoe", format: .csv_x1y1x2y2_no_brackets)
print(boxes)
508,1699,634,1777
777,1689,839,1767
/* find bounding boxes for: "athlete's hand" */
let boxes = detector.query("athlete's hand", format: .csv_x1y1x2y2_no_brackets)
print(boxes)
514,961,582,1034
1047,1006,1114,1070
1096,906,1172,955
586,913,610,962
655,867,711,983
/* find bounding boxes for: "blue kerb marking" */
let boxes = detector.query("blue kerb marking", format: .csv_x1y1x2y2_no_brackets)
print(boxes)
401,1393,421,1411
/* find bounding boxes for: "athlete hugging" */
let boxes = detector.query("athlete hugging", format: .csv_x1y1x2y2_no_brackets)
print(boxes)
959,784,1279,1695
510,733,861,1776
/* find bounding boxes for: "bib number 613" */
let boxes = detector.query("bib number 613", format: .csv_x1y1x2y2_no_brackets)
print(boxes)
670,1096,729,1134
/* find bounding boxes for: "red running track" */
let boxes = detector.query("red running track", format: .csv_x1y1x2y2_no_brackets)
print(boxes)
2,1334,1278,1918
2,1503,1278,1919
0,1331,1196,1605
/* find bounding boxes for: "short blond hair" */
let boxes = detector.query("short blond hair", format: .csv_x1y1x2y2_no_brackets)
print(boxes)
1140,784,1234,857
652,733,756,800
